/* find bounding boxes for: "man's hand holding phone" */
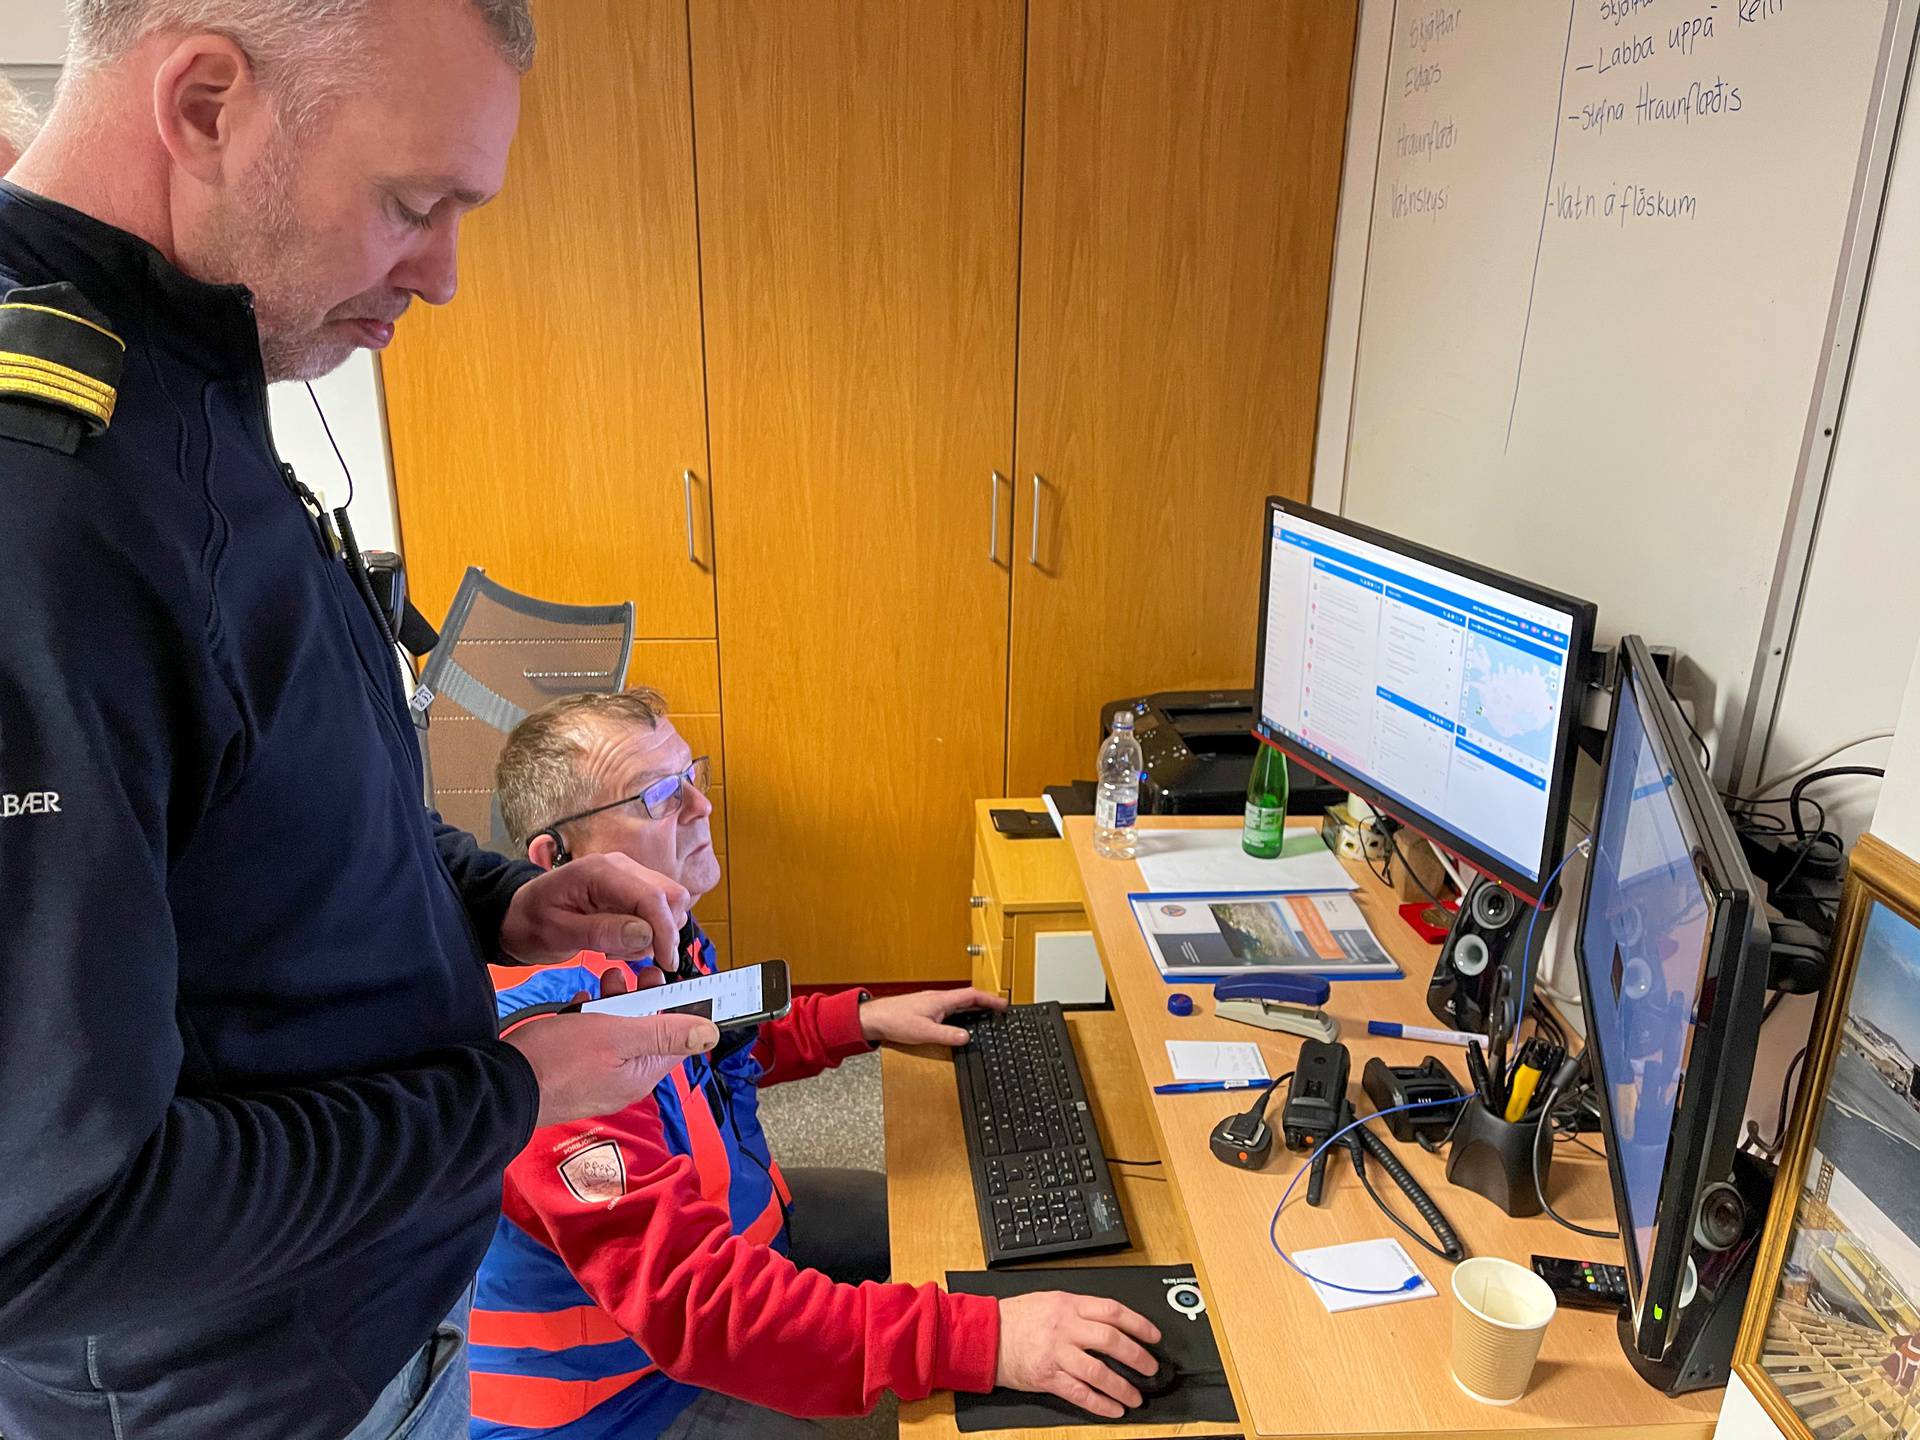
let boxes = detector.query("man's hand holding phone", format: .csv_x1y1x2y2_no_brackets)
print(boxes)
506,966,720,1127
500,853,692,972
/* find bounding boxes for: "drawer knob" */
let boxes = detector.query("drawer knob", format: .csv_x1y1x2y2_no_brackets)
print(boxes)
966,944,985,958
969,895,989,909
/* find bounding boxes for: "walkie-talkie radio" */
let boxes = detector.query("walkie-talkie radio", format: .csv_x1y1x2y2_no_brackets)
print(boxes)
1281,1039,1467,1261
1281,1039,1350,1152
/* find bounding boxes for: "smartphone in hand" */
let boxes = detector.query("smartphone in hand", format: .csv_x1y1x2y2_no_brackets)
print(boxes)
582,959,792,1030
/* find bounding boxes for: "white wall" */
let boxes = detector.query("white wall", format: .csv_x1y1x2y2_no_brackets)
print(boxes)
1756,36,1920,842
2,4,403,555
269,360,401,556
1869,643,1920,856
1,1,66,110
0,3,68,62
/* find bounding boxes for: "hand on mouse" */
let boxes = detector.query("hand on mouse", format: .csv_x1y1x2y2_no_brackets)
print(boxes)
994,1292,1163,1418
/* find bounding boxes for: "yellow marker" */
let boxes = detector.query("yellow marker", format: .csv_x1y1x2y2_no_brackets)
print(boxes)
1504,1064,1543,1124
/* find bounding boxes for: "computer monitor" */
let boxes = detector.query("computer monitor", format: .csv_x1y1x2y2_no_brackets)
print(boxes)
1253,499,1595,902
1574,634,1771,1392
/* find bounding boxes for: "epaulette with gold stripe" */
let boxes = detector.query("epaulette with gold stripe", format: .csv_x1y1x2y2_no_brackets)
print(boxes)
0,282,126,455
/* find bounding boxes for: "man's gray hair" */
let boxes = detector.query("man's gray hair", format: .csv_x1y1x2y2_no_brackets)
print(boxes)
0,75,40,157
65,0,533,127
495,689,673,849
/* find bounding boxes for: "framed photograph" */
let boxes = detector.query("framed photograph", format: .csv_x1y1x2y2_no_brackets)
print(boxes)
1733,832,1920,1438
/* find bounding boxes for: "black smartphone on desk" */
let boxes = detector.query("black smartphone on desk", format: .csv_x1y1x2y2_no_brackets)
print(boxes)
990,808,1058,840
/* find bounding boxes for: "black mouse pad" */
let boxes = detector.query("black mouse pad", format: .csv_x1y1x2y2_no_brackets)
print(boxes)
946,1265,1238,1431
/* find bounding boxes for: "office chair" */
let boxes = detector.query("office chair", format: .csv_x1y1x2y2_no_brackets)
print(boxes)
417,567,636,849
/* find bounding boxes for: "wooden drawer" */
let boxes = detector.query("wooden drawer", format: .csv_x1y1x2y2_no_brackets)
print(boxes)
971,841,1004,945
969,904,1005,996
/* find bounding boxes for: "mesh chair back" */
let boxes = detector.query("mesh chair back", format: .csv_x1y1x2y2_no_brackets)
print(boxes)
418,568,636,847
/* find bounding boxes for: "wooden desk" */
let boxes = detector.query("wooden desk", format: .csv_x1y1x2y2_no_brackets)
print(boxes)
1066,816,1722,1440
886,1006,1241,1440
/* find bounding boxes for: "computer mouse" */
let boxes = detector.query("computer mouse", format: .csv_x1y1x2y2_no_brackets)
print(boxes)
1098,1344,1180,1402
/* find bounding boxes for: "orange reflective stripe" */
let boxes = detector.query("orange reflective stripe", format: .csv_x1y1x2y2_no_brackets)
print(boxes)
669,1069,733,1207
470,1367,654,1429
470,1304,630,1351
741,1188,785,1246
767,1159,793,1207
489,962,568,990
489,954,634,992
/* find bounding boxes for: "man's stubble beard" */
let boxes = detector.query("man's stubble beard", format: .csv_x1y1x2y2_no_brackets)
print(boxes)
197,128,356,384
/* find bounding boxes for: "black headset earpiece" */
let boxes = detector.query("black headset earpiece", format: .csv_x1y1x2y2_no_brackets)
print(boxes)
540,828,572,867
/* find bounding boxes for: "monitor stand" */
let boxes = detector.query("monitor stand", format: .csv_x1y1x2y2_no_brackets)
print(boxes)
1617,1150,1772,1395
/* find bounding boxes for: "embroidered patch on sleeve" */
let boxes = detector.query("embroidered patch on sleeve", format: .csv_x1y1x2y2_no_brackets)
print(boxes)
558,1141,628,1206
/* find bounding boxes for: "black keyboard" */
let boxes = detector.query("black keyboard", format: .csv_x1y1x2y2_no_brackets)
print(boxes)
953,1002,1131,1265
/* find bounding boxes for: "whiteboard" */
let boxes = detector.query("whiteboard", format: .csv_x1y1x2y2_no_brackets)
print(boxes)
1336,0,1916,774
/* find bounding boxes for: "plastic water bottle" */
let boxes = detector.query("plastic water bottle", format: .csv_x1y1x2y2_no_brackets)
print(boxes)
1094,710,1143,860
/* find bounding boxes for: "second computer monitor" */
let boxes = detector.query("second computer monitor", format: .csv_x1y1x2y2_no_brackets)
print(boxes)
1574,634,1770,1387
1253,499,1596,901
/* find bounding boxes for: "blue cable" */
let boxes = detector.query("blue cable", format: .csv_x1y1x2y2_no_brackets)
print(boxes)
1511,838,1594,1034
1267,1096,1472,1295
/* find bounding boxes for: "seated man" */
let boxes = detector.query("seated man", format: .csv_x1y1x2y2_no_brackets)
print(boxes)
473,688,1163,1439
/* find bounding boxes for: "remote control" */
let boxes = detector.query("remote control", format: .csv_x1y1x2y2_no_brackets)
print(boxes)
1530,1255,1628,1312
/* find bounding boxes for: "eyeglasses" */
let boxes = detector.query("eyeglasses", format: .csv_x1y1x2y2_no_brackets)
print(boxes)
544,756,712,833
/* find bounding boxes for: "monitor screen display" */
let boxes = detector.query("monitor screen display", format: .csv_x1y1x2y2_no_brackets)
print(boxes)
1256,504,1586,889
1577,665,1715,1284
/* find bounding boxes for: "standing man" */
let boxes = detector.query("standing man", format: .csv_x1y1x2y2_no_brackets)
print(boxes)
0,5,712,1439
0,75,37,170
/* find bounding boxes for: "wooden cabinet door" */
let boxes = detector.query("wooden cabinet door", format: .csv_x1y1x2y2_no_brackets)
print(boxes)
691,0,1023,985
383,0,713,636
1006,0,1356,795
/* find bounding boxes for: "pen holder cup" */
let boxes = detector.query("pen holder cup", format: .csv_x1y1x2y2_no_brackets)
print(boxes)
1445,1104,1547,1218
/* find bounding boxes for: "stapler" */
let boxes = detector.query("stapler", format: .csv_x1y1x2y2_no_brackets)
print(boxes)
1212,975,1339,1043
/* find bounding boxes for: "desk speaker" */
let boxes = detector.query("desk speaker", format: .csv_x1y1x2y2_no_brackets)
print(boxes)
1428,876,1542,1033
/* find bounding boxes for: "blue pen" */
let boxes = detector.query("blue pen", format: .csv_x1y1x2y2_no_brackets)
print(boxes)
1153,1079,1274,1095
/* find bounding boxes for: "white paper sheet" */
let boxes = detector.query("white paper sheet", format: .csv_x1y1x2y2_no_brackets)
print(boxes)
1164,1040,1270,1083
1134,829,1356,895
1293,1239,1438,1313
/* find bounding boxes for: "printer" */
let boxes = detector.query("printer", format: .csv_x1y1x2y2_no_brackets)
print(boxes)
1098,689,1341,817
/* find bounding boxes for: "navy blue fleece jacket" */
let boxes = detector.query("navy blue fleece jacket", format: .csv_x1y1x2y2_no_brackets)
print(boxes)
0,179,541,1440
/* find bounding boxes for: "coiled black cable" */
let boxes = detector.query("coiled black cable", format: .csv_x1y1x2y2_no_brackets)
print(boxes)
1343,1123,1466,1262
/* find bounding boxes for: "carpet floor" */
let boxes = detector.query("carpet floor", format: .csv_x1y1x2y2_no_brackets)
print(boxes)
757,1048,900,1440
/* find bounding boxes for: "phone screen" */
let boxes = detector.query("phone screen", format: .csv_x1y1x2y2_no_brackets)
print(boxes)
581,961,790,1028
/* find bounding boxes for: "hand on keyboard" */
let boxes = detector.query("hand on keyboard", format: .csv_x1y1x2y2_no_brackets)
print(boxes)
994,1292,1164,1418
858,986,1008,1048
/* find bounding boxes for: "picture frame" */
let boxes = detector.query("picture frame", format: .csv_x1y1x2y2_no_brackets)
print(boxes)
1732,832,1920,1438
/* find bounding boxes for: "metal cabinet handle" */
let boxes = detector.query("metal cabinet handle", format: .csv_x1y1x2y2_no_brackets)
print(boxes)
989,471,1004,563
683,469,698,564
970,895,989,909
1029,474,1042,566
966,944,985,958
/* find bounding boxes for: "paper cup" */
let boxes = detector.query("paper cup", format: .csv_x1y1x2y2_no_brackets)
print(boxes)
1450,1257,1557,1405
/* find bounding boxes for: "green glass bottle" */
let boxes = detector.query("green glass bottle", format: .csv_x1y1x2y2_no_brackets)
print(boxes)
1242,744,1289,858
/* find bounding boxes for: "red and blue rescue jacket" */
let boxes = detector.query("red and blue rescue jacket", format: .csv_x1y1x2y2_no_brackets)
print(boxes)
471,924,998,1437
